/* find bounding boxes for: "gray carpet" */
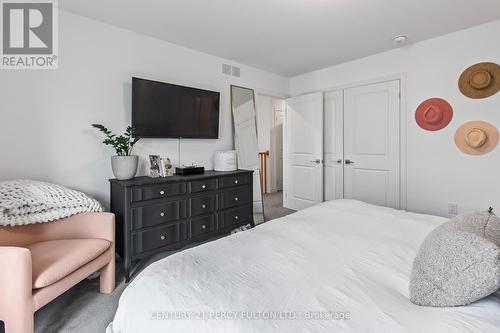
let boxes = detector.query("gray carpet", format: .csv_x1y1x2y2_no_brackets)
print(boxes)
34,195,295,332
264,191,295,221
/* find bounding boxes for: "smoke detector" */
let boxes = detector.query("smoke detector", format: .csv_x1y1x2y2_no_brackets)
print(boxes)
393,35,408,45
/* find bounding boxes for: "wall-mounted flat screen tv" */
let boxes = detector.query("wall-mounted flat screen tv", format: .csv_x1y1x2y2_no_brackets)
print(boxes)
132,77,220,138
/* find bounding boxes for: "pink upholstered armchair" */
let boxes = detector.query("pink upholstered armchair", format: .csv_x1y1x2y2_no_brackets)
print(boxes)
0,213,115,333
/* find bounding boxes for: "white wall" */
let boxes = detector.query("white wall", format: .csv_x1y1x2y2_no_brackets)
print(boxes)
290,19,500,217
0,10,289,208
1,10,498,217
256,95,273,152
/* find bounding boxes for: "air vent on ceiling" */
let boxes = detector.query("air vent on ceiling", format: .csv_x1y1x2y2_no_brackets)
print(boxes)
222,64,241,77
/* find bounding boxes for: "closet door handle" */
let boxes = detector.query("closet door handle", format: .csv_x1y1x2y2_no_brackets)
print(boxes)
310,159,321,164
335,159,342,164
345,159,354,165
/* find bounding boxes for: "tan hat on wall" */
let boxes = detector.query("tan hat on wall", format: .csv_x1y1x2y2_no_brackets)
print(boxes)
454,121,499,155
458,62,500,99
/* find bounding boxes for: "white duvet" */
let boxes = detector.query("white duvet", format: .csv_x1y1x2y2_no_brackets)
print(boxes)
108,200,500,333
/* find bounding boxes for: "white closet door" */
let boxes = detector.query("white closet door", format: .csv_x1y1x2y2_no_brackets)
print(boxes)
284,92,323,210
323,90,344,201
343,80,400,209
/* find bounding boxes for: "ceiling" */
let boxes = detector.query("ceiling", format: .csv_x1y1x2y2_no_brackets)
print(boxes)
60,0,500,77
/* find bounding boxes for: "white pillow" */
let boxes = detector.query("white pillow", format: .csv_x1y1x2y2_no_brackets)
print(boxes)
410,211,500,306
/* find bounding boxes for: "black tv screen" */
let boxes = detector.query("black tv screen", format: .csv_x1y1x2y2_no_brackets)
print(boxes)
132,77,220,138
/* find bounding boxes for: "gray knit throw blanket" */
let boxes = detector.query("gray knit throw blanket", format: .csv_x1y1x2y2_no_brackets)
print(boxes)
0,180,103,226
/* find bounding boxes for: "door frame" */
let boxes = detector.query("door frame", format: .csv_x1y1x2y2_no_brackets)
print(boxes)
256,93,286,194
272,99,285,192
322,73,407,210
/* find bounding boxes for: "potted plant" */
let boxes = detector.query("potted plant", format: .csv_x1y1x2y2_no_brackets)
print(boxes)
92,124,140,180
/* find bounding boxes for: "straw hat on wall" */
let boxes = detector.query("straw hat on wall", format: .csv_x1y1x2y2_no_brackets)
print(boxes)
454,121,499,155
458,62,500,99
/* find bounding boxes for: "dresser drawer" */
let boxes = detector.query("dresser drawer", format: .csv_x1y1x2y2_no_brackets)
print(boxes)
190,215,215,238
131,182,186,202
131,200,186,230
218,206,252,228
189,179,216,194
219,174,250,188
218,187,251,209
131,223,183,255
189,195,215,217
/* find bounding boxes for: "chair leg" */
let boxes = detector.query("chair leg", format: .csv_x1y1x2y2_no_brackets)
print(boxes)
100,252,115,294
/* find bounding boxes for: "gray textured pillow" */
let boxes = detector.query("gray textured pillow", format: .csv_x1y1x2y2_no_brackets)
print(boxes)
410,211,500,307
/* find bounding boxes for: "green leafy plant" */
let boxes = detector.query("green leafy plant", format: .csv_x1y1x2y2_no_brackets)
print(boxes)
91,124,140,156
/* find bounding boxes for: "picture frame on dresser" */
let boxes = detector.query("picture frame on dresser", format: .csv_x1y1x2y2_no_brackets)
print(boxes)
110,170,254,282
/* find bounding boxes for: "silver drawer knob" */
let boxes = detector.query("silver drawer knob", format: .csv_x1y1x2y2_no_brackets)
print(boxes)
234,216,239,220
234,197,239,201
201,225,206,229
234,180,238,184
160,212,165,217
160,235,166,240
202,204,206,209
202,185,206,189
159,190,165,195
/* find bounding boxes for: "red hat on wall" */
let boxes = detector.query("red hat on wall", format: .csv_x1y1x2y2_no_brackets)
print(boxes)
415,98,453,131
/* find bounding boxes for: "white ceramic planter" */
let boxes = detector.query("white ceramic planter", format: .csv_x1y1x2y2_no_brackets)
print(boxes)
111,155,139,180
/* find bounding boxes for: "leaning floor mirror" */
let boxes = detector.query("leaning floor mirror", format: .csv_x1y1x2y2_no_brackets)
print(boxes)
230,85,265,225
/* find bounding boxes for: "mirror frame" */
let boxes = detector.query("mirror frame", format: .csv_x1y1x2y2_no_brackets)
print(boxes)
230,84,266,224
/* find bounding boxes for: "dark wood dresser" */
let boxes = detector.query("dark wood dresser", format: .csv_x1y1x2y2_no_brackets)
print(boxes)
110,170,254,282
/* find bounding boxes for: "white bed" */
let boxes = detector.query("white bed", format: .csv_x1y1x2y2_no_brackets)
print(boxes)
108,200,500,333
